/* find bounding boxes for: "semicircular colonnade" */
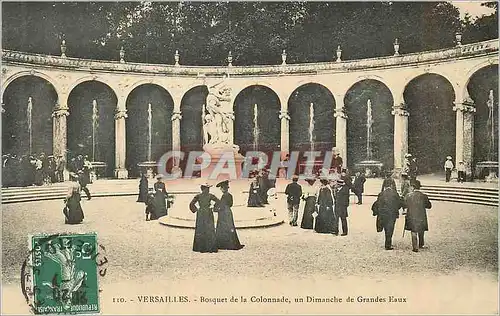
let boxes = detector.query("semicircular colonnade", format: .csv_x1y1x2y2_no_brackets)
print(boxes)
1,39,498,178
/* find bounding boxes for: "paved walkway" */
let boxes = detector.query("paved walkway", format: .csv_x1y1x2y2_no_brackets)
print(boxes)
1,194,498,314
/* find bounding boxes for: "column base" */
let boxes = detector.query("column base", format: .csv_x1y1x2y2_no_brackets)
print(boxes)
114,168,129,179
63,169,71,181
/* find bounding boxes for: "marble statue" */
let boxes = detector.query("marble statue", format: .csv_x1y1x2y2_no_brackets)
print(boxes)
203,76,233,145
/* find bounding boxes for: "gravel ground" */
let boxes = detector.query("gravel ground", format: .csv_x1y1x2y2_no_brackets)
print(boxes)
2,196,498,314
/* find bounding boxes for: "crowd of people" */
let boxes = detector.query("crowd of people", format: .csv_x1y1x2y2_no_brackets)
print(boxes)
58,150,431,253
2,153,65,187
281,164,432,253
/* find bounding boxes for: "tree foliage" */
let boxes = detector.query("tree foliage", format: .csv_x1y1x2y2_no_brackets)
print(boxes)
2,1,497,65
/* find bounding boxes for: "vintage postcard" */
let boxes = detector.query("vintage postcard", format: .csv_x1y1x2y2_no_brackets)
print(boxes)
1,1,498,315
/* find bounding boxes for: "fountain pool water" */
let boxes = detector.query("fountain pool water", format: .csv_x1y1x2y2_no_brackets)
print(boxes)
138,103,158,178
355,99,383,177
253,103,259,151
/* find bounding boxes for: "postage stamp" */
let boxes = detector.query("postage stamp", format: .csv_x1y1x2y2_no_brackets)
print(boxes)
26,233,101,315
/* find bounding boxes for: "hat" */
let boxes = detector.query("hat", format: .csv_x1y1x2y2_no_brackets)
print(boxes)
216,180,229,188
446,156,452,160
405,153,412,158
411,179,422,189
196,178,212,188
320,178,330,185
459,160,464,163
337,179,345,185
382,178,395,189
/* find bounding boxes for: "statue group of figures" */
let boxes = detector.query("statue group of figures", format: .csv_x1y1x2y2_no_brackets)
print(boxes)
203,76,234,146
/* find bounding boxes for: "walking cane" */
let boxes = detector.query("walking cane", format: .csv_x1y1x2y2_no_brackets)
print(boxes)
402,215,406,238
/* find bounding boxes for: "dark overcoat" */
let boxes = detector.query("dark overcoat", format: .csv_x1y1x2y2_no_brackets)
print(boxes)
372,188,403,232
404,191,432,232
334,185,350,218
353,175,366,194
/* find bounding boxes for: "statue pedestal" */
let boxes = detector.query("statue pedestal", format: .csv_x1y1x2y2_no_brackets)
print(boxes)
201,144,245,180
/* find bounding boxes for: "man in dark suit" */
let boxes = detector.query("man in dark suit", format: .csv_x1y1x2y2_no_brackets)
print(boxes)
404,180,432,252
285,175,302,226
372,178,403,250
353,171,366,204
334,179,350,236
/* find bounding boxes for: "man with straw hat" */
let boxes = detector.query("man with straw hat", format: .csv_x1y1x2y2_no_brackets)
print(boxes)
444,156,454,182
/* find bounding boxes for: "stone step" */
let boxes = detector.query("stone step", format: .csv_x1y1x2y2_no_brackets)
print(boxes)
422,185,498,193
421,189,498,200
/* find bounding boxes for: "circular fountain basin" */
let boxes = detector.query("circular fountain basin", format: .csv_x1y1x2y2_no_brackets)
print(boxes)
354,160,383,177
158,193,285,229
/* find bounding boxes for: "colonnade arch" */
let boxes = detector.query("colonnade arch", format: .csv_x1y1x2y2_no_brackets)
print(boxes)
180,85,208,153
467,65,499,165
2,76,56,156
233,85,281,154
125,84,174,177
345,79,394,170
67,81,117,177
405,73,456,174
288,83,336,154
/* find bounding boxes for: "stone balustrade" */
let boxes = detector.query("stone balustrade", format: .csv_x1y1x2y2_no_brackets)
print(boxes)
2,39,498,76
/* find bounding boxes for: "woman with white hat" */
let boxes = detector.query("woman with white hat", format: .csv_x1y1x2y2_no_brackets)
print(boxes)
189,180,220,253
444,156,454,182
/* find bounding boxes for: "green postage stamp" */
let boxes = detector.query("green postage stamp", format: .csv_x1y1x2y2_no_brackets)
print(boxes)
27,232,101,314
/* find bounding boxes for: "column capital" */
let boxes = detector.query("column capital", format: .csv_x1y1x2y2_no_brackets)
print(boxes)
334,107,348,119
52,105,69,118
115,109,128,119
279,110,290,120
453,98,476,113
171,111,182,121
391,104,409,116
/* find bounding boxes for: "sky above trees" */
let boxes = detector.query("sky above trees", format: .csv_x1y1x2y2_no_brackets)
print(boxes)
2,1,498,66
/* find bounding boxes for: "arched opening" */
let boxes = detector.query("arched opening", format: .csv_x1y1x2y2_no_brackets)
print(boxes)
126,84,174,178
345,79,394,170
233,85,281,155
2,76,57,156
180,85,208,152
67,81,117,177
405,74,456,174
467,65,499,165
288,83,336,153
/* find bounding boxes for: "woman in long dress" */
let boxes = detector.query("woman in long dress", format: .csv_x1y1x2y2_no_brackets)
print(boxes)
215,180,244,250
63,182,84,225
300,177,317,229
154,174,168,217
247,176,264,207
314,178,336,234
137,173,148,203
189,183,219,253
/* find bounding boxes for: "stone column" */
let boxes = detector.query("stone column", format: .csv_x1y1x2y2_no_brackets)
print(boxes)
114,102,128,179
279,109,290,157
226,110,235,146
334,101,347,164
52,100,70,180
453,97,476,178
392,102,409,170
171,111,182,152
